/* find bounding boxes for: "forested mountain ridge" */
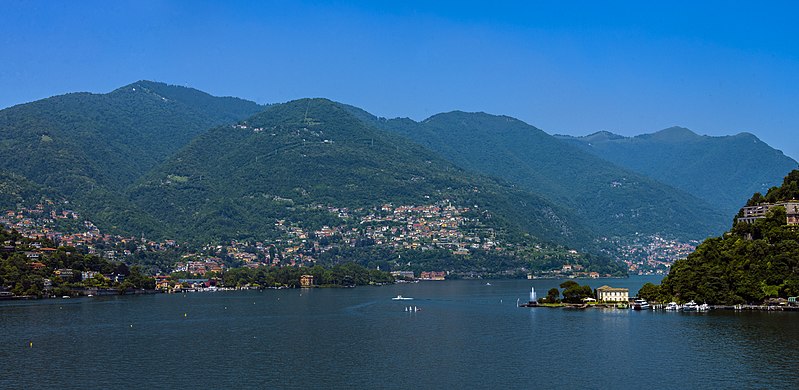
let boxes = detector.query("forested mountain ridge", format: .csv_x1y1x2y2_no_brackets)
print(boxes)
556,127,798,216
128,98,594,248
0,80,262,194
2,81,794,276
359,110,728,242
0,81,263,236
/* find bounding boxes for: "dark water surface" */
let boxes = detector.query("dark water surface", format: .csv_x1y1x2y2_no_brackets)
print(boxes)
2,276,798,389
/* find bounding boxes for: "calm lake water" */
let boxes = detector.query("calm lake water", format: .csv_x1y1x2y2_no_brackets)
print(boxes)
2,275,798,389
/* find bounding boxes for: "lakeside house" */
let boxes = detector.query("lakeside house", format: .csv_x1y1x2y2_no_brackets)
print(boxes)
300,274,314,287
596,285,629,303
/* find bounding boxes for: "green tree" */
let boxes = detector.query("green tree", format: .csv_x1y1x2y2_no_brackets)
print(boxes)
560,280,593,303
544,287,560,303
637,283,662,302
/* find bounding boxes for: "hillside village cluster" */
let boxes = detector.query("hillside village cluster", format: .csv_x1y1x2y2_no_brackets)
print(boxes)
600,235,698,276
1,199,696,282
1,199,502,277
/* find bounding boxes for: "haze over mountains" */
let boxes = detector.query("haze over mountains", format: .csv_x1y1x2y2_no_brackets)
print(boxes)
0,80,795,270
357,111,731,241
556,128,798,217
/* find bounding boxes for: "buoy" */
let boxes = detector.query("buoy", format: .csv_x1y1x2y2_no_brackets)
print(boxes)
184,313,187,317
130,324,133,328
29,341,33,348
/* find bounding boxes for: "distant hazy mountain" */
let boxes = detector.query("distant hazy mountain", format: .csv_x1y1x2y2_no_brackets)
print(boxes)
356,110,728,241
128,98,594,248
556,127,798,216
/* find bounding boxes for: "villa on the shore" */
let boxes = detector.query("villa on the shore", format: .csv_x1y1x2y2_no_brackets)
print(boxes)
596,285,629,303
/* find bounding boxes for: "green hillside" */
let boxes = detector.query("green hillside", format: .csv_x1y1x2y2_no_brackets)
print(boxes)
643,170,799,304
0,80,263,235
362,111,728,241
0,80,262,194
557,127,798,216
128,98,596,250
0,170,45,210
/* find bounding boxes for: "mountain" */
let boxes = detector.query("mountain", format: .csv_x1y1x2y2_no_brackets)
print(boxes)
556,127,798,216
13,80,794,276
0,80,263,235
0,80,262,195
358,111,728,241
128,98,596,250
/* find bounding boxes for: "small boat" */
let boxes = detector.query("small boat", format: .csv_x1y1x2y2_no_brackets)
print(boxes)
392,295,413,300
698,303,711,312
632,298,650,310
485,282,492,286
61,295,70,299
683,300,699,311
665,302,680,311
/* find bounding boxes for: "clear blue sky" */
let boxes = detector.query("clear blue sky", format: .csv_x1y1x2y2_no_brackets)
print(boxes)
2,1,798,160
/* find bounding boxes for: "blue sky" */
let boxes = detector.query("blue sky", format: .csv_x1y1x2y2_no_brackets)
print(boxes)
2,1,798,160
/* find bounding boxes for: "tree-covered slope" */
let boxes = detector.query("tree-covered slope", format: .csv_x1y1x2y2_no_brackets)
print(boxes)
128,98,594,248
0,170,46,210
648,170,799,304
0,80,262,195
364,111,727,241
0,81,263,236
557,127,798,216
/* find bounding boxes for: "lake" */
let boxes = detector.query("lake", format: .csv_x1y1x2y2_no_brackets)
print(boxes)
2,275,798,389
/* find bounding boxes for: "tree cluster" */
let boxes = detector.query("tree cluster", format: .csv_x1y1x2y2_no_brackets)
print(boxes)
642,170,799,304
0,229,155,297
216,262,393,288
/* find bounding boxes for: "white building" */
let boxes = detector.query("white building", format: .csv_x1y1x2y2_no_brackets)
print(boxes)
596,285,629,302
738,202,799,225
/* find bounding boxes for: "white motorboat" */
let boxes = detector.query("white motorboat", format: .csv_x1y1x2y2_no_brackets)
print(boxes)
392,295,413,301
665,301,680,311
632,298,650,310
683,300,699,311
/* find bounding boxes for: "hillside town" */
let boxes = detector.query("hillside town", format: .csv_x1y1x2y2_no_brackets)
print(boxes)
598,234,697,275
1,198,513,275
1,197,697,281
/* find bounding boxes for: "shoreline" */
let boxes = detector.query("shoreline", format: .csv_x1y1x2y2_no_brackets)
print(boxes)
519,302,799,312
